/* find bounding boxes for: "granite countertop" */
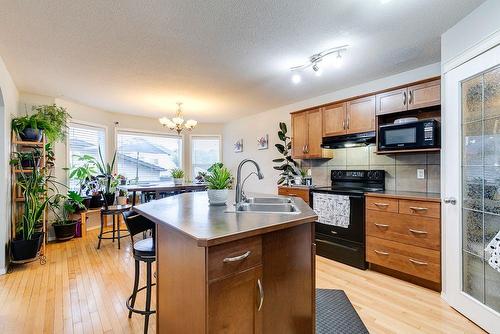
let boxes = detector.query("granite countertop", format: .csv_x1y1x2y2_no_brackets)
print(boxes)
133,190,318,247
118,182,207,192
365,190,441,202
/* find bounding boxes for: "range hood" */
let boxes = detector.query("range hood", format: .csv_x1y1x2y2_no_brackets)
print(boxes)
321,131,376,149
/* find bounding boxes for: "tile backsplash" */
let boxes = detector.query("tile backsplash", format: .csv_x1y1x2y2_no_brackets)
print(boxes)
301,145,440,193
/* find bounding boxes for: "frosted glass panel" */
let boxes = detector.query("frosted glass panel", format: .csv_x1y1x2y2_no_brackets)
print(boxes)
461,67,500,313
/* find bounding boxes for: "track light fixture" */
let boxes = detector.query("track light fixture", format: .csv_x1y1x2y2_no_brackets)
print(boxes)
290,45,348,83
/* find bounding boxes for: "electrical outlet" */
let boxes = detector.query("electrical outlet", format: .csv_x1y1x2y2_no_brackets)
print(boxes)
417,169,425,179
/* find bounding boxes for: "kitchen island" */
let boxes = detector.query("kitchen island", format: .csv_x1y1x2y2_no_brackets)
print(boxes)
133,190,318,334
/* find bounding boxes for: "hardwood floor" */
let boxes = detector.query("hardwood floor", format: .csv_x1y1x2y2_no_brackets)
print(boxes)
0,230,485,334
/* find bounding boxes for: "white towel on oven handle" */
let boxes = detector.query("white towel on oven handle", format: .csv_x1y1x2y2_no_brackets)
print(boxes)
485,231,500,273
312,192,350,229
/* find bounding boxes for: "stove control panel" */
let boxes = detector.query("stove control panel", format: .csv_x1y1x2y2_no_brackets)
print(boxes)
331,170,385,181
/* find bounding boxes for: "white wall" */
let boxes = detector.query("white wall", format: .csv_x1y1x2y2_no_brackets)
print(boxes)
0,56,19,274
441,0,500,66
223,62,441,195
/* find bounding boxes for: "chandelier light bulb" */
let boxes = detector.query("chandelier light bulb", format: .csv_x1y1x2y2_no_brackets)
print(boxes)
292,73,302,84
158,102,197,133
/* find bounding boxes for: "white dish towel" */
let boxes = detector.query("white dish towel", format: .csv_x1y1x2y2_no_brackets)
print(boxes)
313,193,350,228
485,231,500,273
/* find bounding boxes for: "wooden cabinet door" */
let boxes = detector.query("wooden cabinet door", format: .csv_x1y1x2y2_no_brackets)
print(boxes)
346,95,376,134
322,103,347,137
208,266,263,334
376,88,408,115
291,112,307,159
306,109,323,157
408,79,441,110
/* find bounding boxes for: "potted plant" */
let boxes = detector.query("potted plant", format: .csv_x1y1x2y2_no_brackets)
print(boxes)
11,104,70,143
171,168,185,185
273,122,299,186
92,148,117,207
67,154,99,208
10,148,42,169
50,191,85,241
45,143,56,168
117,188,128,205
11,167,52,261
205,163,232,205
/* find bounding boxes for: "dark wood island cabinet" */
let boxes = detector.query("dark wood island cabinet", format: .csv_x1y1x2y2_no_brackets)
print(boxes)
133,191,318,334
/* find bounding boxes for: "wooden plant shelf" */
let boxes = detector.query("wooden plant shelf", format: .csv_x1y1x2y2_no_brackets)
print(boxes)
12,140,44,147
375,148,441,155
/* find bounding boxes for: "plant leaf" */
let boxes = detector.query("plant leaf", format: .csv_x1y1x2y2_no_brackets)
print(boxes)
279,122,287,134
272,158,285,163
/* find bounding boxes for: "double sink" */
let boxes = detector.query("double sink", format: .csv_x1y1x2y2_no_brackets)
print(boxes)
233,196,301,214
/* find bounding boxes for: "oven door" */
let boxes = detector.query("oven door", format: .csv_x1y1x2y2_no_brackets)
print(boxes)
311,192,364,243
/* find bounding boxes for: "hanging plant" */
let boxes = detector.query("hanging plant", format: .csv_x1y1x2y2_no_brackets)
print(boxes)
273,122,298,185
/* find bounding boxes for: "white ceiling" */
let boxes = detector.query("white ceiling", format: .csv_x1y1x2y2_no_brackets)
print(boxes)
0,0,483,122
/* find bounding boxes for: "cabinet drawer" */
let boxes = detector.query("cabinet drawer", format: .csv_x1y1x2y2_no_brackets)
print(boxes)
366,210,440,250
208,236,262,281
399,200,440,219
278,187,310,204
366,197,398,213
366,236,440,283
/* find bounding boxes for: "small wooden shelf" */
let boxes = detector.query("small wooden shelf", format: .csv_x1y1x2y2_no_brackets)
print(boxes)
375,148,441,155
12,140,44,147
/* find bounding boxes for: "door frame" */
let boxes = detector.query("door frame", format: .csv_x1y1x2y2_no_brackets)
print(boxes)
442,42,500,334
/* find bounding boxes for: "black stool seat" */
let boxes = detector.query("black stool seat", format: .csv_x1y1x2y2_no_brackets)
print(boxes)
134,238,155,257
97,204,131,250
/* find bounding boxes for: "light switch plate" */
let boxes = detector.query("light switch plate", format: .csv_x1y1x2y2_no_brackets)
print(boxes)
417,169,425,179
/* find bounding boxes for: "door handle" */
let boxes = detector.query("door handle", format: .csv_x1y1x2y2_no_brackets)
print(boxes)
409,228,428,235
342,120,346,130
409,206,428,212
409,90,413,104
409,258,428,266
346,116,350,129
444,197,457,205
373,202,389,208
257,278,264,311
374,250,389,256
403,91,407,105
374,223,389,228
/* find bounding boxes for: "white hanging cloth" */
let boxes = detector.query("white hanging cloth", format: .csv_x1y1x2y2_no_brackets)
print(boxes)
485,231,500,273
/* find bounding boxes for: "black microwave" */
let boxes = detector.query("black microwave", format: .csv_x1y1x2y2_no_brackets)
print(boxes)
378,119,440,151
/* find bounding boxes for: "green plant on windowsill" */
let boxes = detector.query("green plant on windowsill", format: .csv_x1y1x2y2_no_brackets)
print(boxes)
171,168,185,185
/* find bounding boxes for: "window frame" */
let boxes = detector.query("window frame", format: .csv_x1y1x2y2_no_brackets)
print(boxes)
190,134,222,178
115,127,184,182
66,120,108,173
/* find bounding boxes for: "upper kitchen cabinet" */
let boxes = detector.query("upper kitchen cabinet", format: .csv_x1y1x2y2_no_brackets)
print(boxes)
322,102,347,137
346,96,376,134
376,79,441,115
407,80,441,110
291,109,333,159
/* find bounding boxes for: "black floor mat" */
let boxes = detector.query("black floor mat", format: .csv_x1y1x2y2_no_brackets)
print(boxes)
316,289,369,334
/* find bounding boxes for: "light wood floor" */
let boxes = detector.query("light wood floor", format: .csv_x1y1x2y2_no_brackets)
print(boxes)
0,230,485,334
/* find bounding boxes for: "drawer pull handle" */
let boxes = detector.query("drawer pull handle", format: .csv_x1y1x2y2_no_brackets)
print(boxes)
409,228,428,235
409,258,428,266
374,203,389,208
374,250,389,256
409,206,428,212
257,278,264,311
374,223,389,228
331,230,338,234
223,251,251,263
288,193,297,196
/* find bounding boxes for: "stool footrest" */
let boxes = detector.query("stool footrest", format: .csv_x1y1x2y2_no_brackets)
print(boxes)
126,284,157,316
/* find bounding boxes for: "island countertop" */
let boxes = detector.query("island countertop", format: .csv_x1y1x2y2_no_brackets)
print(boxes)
133,190,318,247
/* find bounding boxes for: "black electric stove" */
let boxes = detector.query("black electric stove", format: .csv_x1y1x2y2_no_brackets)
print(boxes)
310,170,385,269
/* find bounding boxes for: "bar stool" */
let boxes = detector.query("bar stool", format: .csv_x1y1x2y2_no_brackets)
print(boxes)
122,211,156,334
97,204,131,249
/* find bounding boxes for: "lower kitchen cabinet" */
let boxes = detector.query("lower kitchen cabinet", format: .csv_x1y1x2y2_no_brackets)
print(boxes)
365,193,441,291
209,266,263,333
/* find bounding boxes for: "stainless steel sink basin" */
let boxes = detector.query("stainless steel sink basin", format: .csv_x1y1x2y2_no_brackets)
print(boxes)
234,202,301,214
245,197,292,204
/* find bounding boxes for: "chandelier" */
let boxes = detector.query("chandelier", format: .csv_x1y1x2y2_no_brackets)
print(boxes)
158,102,197,134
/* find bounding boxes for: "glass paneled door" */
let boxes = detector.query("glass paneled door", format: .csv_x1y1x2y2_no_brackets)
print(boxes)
443,43,500,334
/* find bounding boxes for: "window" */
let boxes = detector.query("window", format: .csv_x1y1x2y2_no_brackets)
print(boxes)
116,130,182,183
68,122,106,190
191,135,221,177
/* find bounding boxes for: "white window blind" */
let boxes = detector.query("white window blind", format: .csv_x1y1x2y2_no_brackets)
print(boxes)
191,136,221,177
68,122,106,190
116,130,182,183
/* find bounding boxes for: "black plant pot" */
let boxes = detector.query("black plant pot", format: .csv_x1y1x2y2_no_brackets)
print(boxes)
11,232,44,262
53,221,77,241
82,196,92,209
20,157,40,169
89,194,103,208
104,193,115,207
19,128,43,142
